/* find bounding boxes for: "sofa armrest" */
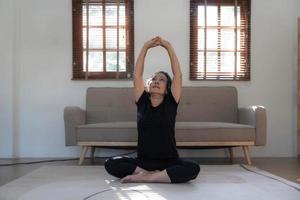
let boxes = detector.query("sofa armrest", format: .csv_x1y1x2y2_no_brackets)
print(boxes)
238,106,267,146
64,106,86,146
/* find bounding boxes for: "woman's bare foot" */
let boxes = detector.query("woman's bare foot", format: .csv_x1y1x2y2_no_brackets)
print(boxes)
144,170,160,174
121,172,153,183
133,166,160,175
121,170,171,183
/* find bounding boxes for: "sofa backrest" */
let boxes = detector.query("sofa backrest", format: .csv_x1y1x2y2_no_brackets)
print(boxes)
86,87,136,124
86,86,238,124
177,87,238,123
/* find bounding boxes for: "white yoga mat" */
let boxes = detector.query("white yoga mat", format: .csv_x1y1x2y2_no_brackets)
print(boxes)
0,165,299,200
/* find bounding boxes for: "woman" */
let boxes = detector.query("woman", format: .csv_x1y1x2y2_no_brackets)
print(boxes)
105,36,200,183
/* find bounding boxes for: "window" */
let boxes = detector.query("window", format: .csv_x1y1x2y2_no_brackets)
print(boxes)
72,0,134,80
190,0,251,80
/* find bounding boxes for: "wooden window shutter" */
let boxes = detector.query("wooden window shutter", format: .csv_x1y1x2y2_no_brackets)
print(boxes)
190,0,251,81
72,0,134,80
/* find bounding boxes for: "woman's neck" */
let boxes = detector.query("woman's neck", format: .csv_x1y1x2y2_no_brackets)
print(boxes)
150,94,164,107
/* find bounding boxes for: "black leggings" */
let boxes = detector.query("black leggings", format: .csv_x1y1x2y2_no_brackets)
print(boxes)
105,156,200,183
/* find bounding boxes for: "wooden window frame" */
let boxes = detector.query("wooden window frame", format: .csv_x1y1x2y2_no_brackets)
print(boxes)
72,0,134,80
190,0,251,81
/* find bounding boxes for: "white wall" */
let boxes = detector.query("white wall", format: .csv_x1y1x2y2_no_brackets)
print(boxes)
0,0,14,157
0,0,299,158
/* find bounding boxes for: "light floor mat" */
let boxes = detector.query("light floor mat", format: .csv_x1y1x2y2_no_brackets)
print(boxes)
0,165,299,200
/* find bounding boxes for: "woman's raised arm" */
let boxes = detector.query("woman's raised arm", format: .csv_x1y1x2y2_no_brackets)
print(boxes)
133,37,160,102
159,38,182,103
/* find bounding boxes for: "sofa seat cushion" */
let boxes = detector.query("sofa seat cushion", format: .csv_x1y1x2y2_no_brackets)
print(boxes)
175,122,255,142
77,122,138,142
77,121,255,143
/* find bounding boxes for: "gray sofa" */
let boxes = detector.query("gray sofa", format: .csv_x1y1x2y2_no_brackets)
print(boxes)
64,86,267,165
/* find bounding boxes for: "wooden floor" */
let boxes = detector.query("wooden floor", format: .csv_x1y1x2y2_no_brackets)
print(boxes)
0,157,299,186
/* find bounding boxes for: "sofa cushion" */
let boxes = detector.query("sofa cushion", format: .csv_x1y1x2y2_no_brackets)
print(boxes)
177,87,238,123
77,122,138,142
175,122,255,142
85,86,238,124
86,88,136,124
76,121,254,143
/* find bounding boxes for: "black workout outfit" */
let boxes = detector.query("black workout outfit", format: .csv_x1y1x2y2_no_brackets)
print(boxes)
105,91,200,183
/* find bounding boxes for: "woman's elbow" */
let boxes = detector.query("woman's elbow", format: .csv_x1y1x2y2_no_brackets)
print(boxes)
174,72,182,79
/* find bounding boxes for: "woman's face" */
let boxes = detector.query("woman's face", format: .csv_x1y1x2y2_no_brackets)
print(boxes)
148,73,168,95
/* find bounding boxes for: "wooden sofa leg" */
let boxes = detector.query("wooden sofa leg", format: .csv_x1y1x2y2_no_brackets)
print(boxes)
90,146,96,164
229,147,234,163
242,146,252,165
79,146,89,165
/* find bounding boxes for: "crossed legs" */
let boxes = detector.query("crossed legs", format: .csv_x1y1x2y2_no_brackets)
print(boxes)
104,156,200,183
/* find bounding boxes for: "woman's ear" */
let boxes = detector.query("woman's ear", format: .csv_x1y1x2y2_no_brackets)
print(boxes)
165,89,168,95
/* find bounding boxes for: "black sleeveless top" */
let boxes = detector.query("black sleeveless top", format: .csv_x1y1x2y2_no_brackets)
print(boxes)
136,90,179,160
